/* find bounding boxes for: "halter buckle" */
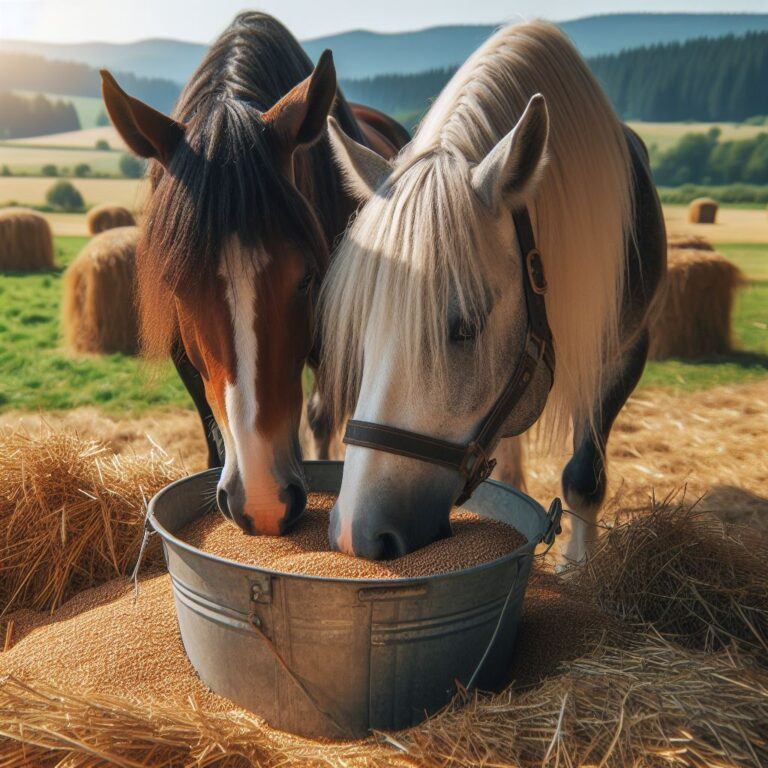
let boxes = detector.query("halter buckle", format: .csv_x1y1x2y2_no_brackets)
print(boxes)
456,443,497,505
526,249,548,295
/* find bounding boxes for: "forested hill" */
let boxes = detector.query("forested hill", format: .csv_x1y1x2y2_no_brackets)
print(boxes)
340,31,768,125
590,32,768,122
0,52,180,113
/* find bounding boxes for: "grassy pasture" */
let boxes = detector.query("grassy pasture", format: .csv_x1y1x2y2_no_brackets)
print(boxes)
10,126,125,149
629,120,768,152
0,235,765,415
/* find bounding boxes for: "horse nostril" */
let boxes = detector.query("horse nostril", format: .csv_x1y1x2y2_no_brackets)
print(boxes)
280,483,307,533
377,530,408,559
217,488,233,521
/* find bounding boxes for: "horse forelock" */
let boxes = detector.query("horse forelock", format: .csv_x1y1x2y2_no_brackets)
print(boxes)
320,19,635,440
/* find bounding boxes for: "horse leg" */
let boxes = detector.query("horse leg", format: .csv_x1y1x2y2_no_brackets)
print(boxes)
306,385,334,460
171,339,223,469
561,330,649,564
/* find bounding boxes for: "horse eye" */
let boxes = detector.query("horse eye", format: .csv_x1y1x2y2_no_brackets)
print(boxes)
297,272,314,294
449,316,484,344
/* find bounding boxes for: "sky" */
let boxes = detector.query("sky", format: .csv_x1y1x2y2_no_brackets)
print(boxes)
1,0,766,43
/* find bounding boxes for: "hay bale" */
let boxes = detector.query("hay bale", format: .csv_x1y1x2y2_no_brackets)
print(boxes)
0,427,181,615
687,196,718,223
63,226,139,354
648,248,743,360
86,203,136,234
666,232,714,251
569,499,768,655
0,207,53,271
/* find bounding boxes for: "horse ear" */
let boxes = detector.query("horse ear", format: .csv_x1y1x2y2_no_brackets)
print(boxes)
265,49,338,149
471,93,549,211
101,70,184,164
327,116,392,200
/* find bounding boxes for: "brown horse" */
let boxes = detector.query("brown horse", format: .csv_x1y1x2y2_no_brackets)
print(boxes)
101,12,406,535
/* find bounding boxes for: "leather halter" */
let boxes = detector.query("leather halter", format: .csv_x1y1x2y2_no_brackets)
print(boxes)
343,207,555,505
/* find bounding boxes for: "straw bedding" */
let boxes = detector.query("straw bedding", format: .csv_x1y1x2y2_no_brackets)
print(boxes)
181,492,526,579
648,247,743,360
0,426,181,616
0,206,54,271
62,226,140,355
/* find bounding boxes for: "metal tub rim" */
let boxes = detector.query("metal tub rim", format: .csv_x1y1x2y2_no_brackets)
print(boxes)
147,460,551,586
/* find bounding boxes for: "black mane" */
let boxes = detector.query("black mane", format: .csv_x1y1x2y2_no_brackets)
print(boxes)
141,12,363,293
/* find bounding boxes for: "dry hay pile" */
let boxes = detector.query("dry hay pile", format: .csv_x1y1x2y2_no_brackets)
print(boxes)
62,226,139,355
666,232,714,251
0,207,53,271
86,203,136,234
0,485,767,766
648,247,743,360
570,500,768,657
687,196,718,224
0,426,181,616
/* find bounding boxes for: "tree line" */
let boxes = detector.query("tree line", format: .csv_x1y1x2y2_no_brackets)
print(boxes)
0,91,79,139
0,53,180,114
654,128,768,186
340,30,768,125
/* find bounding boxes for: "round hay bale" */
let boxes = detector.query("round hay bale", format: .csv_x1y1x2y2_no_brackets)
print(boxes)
86,203,136,235
687,196,718,224
648,248,743,360
63,226,139,355
0,207,54,271
666,232,714,251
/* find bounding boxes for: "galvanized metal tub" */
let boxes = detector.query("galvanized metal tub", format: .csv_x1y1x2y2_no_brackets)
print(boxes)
148,460,560,739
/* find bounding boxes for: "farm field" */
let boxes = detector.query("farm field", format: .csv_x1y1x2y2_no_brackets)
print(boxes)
629,120,768,152
0,143,123,176
0,236,765,415
9,126,125,149
0,176,145,210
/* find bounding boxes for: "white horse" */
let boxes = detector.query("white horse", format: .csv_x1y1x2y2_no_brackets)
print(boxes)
318,21,665,561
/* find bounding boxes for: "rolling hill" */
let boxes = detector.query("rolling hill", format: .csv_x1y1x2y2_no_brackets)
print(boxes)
2,13,768,82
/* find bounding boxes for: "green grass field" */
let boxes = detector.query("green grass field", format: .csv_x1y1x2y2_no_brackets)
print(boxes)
0,237,765,415
0,143,123,177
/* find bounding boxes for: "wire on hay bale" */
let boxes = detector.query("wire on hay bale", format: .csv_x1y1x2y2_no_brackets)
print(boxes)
62,225,140,354
687,196,718,224
86,203,136,234
0,426,181,616
648,247,744,360
0,207,53,271
568,496,768,657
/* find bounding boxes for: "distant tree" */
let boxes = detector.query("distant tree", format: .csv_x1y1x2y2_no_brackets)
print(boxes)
74,163,91,178
41,164,59,177
119,153,146,179
1,165,11,177
46,180,84,212
95,139,110,151
96,110,111,127
0,91,80,139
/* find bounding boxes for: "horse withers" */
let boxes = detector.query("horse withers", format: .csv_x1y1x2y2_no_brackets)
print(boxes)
318,21,665,562
101,13,406,535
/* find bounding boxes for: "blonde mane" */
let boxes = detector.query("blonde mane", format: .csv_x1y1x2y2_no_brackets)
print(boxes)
319,20,634,437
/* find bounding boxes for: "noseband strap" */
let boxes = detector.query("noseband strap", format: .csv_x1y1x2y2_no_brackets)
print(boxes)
343,207,555,505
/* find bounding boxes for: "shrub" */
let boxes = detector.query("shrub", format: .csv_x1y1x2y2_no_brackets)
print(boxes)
119,154,145,179
41,164,59,178
46,180,84,212
95,139,110,151
74,163,91,178
1,165,11,177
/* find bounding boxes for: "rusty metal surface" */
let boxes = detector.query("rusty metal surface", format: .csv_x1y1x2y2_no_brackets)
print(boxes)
148,461,554,738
